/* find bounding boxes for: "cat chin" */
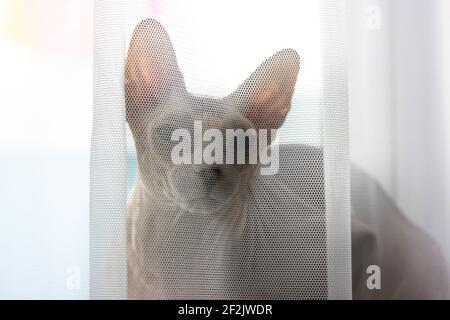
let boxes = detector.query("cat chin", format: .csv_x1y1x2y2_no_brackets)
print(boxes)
167,168,242,214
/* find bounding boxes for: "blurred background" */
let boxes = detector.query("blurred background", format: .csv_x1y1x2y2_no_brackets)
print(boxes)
347,0,450,286
0,0,92,298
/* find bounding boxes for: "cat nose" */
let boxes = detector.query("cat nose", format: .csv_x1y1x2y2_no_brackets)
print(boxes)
211,166,222,179
199,166,222,180
198,166,222,190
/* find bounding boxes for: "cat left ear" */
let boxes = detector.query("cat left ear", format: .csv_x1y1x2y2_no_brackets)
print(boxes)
233,49,300,129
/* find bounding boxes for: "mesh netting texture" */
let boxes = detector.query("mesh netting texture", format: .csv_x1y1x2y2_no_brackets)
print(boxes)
91,0,351,300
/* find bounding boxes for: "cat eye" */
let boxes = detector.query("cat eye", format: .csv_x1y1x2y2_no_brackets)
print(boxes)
155,124,177,142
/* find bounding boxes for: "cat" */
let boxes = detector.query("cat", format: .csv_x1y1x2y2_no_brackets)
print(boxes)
125,18,301,299
125,18,449,299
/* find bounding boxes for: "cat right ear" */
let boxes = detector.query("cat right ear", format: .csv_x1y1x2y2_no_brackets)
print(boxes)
232,49,300,130
125,19,185,114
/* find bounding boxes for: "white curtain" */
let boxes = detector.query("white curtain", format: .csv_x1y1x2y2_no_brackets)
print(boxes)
90,0,450,299
348,0,450,298
0,0,449,299
91,0,352,299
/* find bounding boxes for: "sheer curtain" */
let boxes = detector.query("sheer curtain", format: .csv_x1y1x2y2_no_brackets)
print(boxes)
91,0,450,299
1,0,449,300
348,0,450,298
91,0,352,299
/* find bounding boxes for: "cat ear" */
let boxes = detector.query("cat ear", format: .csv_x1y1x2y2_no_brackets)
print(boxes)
233,49,300,129
125,19,185,114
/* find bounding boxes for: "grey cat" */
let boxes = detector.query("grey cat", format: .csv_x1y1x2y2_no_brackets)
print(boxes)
125,18,449,299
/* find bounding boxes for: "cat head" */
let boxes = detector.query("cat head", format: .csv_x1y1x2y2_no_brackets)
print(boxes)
125,19,299,213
